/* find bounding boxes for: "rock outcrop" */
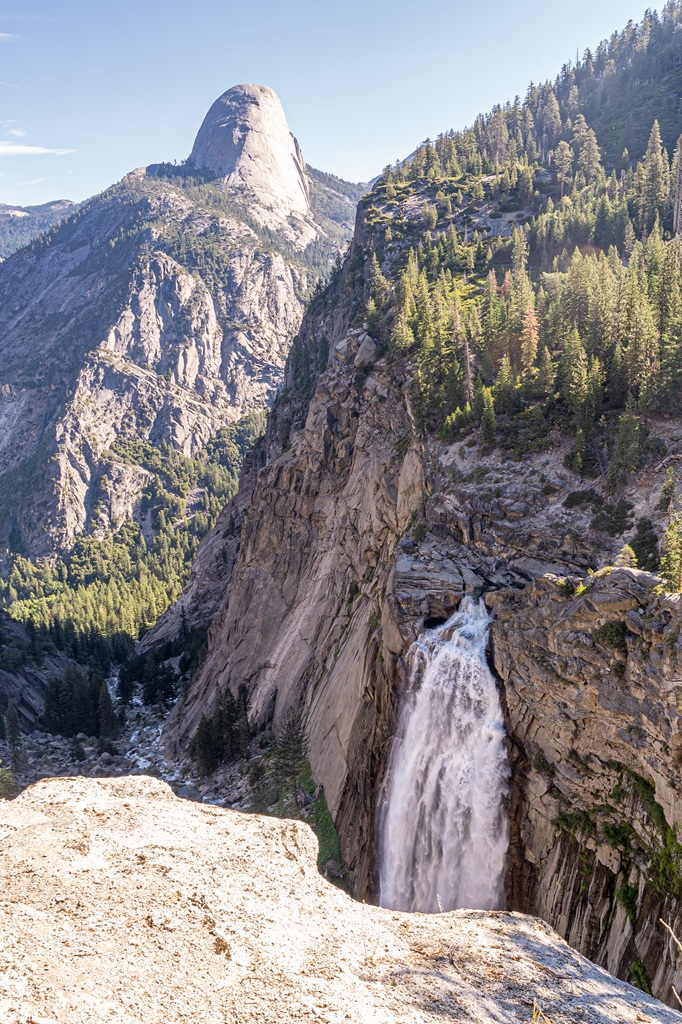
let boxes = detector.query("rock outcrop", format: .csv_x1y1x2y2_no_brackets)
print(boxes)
190,83,310,228
489,568,682,1004
0,774,678,1024
0,614,66,729
0,87,362,559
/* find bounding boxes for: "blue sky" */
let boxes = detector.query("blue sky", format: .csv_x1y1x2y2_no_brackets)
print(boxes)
0,0,655,206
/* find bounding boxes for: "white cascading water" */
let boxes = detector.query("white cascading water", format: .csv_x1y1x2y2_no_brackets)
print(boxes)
378,597,510,913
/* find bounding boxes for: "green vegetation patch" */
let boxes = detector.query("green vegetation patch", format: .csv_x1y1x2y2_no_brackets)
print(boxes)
593,621,628,654
312,791,342,872
615,882,639,924
554,808,595,839
0,413,264,672
628,959,652,996
590,499,634,538
563,489,602,510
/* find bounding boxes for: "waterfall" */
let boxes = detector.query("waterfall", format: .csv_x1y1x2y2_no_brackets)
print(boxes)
378,597,510,913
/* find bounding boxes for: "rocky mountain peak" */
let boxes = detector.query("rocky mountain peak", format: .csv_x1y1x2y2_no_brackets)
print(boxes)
189,83,309,217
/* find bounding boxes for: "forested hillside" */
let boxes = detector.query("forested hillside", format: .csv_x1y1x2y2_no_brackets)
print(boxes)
0,200,76,259
349,3,682,584
554,3,682,166
0,413,264,673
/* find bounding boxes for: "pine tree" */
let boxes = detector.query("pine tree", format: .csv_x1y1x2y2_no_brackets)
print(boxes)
369,252,390,308
673,136,682,237
560,329,589,424
494,355,517,414
571,428,585,476
660,513,682,591
247,758,269,812
608,342,629,408
271,712,308,810
98,681,117,739
520,304,540,375
660,467,677,513
640,120,670,232
615,544,638,568
462,339,474,405
481,387,496,447
389,308,414,358
481,270,504,374
631,517,659,571
0,758,17,800
572,117,602,187
191,714,219,776
537,347,555,398
555,140,574,197
608,394,642,487
472,376,486,421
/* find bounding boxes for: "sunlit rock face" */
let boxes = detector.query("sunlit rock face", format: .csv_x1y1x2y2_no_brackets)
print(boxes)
0,775,677,1024
189,83,310,219
0,84,357,559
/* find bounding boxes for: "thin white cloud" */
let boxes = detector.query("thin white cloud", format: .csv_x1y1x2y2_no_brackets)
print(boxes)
0,82,20,89
0,33,18,42
6,128,26,138
18,177,44,186
0,142,74,156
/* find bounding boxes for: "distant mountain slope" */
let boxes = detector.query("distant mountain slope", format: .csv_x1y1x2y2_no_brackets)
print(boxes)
0,84,363,563
0,200,76,259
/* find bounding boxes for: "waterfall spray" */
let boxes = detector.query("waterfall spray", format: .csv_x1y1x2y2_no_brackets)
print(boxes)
378,597,510,913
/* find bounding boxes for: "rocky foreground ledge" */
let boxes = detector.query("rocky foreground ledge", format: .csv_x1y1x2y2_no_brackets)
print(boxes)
0,777,678,1024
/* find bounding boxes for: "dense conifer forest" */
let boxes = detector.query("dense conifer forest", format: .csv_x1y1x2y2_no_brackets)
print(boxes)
0,414,264,678
346,2,682,588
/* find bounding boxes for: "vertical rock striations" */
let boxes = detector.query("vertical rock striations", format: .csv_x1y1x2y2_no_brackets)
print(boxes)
488,569,682,1004
163,258,427,890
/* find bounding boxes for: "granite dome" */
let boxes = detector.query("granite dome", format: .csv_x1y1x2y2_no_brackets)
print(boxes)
189,83,309,217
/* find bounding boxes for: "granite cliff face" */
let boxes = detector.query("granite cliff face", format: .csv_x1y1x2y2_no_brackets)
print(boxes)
0,85,362,559
190,83,310,226
1,774,678,1024
0,613,66,729
490,570,682,1000
162,190,682,1006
